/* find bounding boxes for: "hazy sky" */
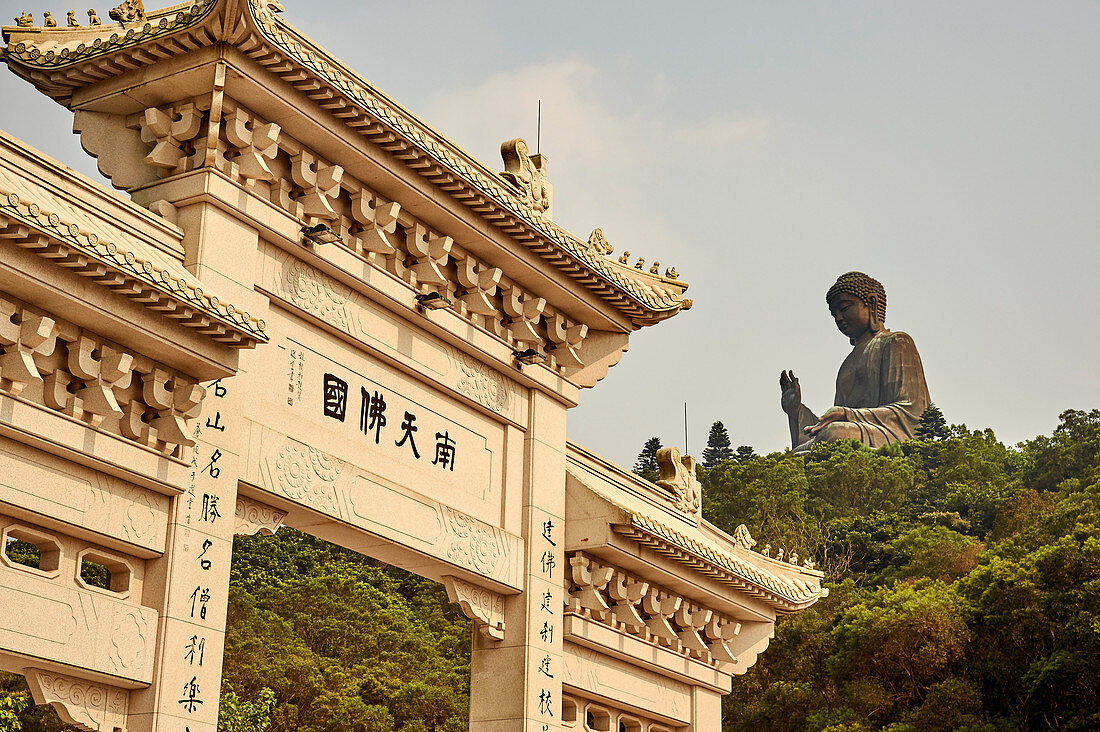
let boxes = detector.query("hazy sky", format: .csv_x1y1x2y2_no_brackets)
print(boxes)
2,1,1098,468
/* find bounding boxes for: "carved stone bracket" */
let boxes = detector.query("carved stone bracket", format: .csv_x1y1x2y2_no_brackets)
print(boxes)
405,223,452,288
442,575,505,641
234,496,287,536
141,368,204,447
566,554,614,620
0,301,56,396
68,335,134,426
292,150,343,220
24,668,129,732
224,107,281,184
455,256,502,318
137,103,203,177
349,189,400,257
502,287,545,347
547,313,587,369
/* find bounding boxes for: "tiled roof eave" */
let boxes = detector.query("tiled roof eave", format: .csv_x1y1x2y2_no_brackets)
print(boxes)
0,189,267,348
612,516,825,613
2,0,689,323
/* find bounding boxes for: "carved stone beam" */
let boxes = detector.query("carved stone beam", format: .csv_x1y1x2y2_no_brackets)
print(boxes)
641,589,682,647
443,576,505,641
405,223,452,287
0,300,56,396
349,190,400,256
24,668,129,732
224,107,281,183
547,314,587,369
67,336,133,426
234,496,287,536
567,554,614,620
704,616,741,665
674,603,713,657
142,369,204,446
502,288,545,347
455,256,501,316
292,150,343,220
606,571,649,633
139,103,203,176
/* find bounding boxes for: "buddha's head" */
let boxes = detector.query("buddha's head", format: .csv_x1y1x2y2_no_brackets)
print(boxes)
826,272,886,344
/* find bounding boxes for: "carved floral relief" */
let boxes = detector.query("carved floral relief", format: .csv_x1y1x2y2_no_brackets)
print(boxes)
273,441,344,516
451,348,511,414
284,257,352,333
444,506,503,576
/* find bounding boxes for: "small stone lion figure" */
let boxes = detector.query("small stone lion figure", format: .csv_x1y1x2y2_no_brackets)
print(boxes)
656,446,702,515
88,8,102,24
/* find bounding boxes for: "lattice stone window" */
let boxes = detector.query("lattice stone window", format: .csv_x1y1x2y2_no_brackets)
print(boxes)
585,704,612,732
76,548,133,598
1,524,61,577
562,696,579,726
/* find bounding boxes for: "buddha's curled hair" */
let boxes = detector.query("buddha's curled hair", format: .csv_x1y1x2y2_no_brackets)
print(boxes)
826,271,887,325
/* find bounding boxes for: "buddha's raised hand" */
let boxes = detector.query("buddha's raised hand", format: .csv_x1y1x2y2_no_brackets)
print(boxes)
779,370,801,415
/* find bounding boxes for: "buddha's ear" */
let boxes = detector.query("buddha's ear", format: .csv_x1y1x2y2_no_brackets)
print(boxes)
868,296,883,332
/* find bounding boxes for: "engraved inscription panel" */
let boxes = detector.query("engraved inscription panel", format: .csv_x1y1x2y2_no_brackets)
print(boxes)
247,323,504,523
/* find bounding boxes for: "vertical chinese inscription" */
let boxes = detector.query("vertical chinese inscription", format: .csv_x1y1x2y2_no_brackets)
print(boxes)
533,512,562,726
157,375,237,731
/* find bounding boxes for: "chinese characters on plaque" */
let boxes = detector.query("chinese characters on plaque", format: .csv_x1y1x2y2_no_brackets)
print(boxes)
322,373,459,472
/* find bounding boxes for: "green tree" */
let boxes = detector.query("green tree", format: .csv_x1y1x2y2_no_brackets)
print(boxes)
0,689,28,732
219,687,276,732
734,445,757,463
633,436,662,482
703,421,735,467
915,403,949,441
223,530,471,732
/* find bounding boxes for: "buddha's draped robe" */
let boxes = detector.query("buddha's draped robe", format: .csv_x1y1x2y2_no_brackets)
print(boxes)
794,330,930,451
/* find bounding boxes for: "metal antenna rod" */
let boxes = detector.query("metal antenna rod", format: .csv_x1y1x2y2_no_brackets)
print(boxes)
684,402,689,453
536,99,541,154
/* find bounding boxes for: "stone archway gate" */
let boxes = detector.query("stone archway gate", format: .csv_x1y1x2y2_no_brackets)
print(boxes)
0,2,826,730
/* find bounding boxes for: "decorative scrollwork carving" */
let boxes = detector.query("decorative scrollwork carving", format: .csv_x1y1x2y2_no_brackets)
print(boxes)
274,441,343,515
235,496,287,536
655,446,702,515
451,348,511,414
444,507,502,576
24,668,129,732
500,138,552,219
443,576,505,640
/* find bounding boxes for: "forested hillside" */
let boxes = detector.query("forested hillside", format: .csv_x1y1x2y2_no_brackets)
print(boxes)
709,409,1100,731
1,410,1097,731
